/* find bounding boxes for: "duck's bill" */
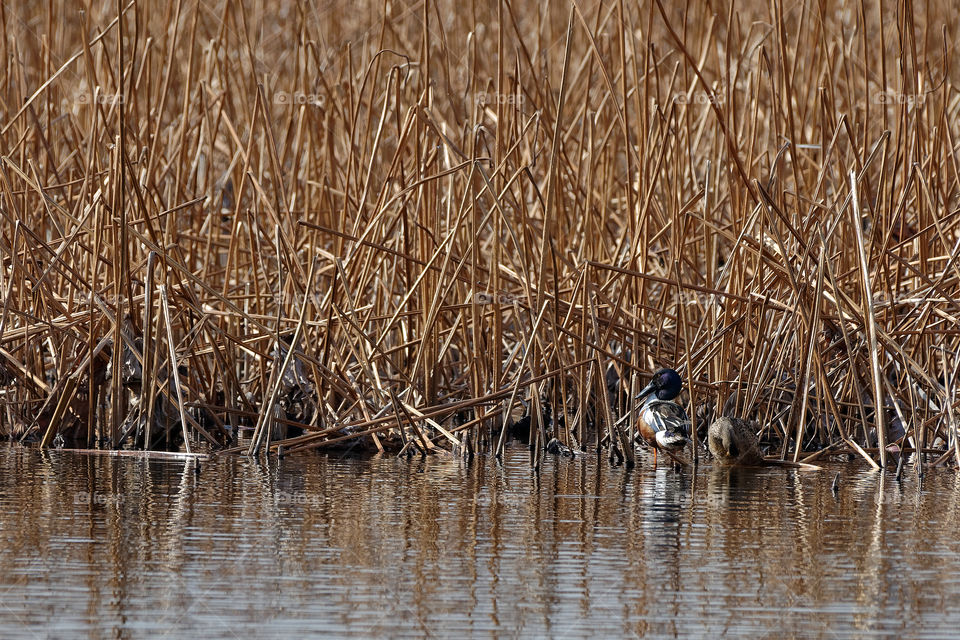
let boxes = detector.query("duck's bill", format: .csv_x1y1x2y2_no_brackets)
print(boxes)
636,381,657,399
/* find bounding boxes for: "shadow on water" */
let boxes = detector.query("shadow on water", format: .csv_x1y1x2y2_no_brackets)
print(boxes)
2,442,960,638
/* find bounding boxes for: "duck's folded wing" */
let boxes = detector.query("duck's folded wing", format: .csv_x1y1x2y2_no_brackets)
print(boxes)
642,400,690,434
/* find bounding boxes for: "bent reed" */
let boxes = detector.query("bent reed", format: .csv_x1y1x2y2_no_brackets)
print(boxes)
1,1,959,471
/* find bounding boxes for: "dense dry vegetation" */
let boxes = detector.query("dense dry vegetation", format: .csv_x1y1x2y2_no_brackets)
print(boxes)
2,0,959,471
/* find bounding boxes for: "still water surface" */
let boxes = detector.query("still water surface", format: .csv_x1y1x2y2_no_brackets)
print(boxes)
1,443,959,638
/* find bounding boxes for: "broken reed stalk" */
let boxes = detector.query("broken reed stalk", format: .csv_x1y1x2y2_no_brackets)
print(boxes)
159,285,191,455
142,251,157,450
248,257,317,457
850,172,887,469
0,0,959,473
938,347,960,470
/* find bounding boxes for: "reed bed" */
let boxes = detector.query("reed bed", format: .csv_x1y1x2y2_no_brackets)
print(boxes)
1,0,959,471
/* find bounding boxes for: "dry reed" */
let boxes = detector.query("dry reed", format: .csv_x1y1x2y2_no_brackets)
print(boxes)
1,0,959,472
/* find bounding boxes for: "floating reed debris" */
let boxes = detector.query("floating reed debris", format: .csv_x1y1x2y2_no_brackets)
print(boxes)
1,1,960,472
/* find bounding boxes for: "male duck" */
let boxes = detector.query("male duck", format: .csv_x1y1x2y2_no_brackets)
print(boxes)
635,368,690,466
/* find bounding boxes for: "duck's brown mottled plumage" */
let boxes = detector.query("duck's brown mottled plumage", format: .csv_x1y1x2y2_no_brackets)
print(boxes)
708,417,764,466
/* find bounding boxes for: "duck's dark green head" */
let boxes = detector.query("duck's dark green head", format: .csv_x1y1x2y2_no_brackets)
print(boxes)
637,368,683,401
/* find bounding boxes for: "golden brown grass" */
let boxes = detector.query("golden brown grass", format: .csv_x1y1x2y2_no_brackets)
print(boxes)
1,0,959,471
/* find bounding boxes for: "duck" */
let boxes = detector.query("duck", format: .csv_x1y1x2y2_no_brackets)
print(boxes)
707,417,764,466
707,416,822,470
635,368,690,467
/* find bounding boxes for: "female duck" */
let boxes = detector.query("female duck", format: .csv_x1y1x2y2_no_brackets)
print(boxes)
636,368,690,466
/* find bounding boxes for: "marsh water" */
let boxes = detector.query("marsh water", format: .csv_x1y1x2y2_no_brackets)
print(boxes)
1,443,959,639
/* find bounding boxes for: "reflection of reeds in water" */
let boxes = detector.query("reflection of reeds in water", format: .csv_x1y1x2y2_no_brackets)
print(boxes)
1,1,959,470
